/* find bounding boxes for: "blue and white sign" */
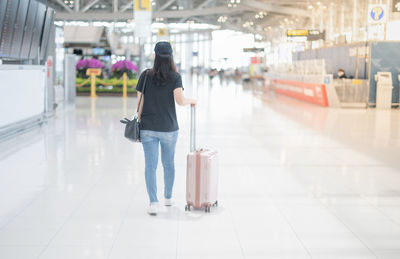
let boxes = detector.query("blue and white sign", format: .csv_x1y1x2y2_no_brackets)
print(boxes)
324,75,331,85
368,4,387,24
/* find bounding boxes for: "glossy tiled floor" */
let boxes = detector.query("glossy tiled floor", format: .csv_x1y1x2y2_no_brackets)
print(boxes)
1,74,400,259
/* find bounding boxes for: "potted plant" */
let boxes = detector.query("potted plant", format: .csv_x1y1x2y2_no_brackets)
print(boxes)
111,60,138,79
76,58,105,78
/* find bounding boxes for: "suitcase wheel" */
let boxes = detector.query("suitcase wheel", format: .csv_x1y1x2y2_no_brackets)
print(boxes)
205,205,211,213
213,200,218,207
185,204,191,211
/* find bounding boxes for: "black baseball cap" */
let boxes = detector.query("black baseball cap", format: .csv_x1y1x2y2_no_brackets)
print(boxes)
154,41,173,57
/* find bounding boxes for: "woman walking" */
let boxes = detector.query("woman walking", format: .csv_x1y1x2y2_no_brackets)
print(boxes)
136,41,197,215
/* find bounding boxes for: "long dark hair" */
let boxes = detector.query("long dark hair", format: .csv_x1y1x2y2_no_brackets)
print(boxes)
150,55,177,85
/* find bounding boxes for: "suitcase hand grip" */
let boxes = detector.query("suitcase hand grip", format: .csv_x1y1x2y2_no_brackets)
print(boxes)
190,105,196,152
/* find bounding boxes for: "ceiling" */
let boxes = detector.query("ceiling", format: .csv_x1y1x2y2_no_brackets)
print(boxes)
47,0,319,36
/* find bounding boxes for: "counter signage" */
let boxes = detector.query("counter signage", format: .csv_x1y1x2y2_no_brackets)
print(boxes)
349,46,368,58
324,76,331,85
86,68,102,76
368,4,387,24
393,0,400,12
274,79,329,107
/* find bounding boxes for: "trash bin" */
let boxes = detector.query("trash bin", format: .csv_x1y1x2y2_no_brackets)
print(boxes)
375,72,393,109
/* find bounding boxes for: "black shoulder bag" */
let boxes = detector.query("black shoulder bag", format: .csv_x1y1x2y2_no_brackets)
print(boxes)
120,70,148,142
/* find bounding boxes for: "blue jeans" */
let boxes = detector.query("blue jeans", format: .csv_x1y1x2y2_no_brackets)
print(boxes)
140,130,179,203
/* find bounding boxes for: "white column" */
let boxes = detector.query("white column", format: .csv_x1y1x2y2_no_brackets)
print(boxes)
340,4,345,36
181,34,186,71
75,0,80,12
113,0,118,12
352,0,357,42
329,3,334,42
185,33,193,72
202,33,206,68
196,32,201,66
208,31,212,69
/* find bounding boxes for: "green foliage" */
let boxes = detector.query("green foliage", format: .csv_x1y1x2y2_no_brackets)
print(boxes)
76,78,87,85
75,77,139,87
112,70,137,79
77,69,87,79
76,87,137,93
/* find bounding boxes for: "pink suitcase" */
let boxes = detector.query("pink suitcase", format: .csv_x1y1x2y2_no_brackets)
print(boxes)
185,105,219,213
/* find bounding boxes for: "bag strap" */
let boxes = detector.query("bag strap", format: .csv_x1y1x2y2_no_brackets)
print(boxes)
136,69,149,114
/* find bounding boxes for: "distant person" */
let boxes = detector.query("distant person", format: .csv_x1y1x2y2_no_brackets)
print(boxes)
208,68,217,79
234,68,241,77
136,41,197,216
218,69,224,81
337,69,347,79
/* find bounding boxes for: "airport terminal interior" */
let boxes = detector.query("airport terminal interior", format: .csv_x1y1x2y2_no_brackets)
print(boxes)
1,0,400,258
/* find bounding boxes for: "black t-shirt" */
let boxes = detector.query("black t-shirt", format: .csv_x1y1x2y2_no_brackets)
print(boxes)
136,70,183,132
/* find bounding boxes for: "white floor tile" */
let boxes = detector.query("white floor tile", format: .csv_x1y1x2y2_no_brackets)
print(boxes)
0,76,399,258
0,245,44,259
0,226,58,246
308,249,376,259
376,251,400,259
38,245,111,259
49,217,122,246
109,244,176,259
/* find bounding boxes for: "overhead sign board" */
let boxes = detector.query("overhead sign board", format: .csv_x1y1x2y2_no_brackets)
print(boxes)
250,57,262,64
287,30,325,41
135,0,151,11
243,48,265,52
307,30,325,41
287,29,308,37
134,0,152,39
368,4,387,24
393,0,400,12
157,28,168,37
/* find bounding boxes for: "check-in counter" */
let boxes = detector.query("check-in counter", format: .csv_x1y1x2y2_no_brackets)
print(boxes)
0,65,47,139
265,72,370,108
265,73,330,107
273,79,329,107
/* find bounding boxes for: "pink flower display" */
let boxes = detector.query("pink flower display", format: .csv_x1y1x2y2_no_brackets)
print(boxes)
111,60,138,72
76,58,104,70
76,59,87,70
87,58,105,69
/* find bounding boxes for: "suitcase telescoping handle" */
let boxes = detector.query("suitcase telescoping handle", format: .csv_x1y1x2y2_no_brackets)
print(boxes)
190,104,196,152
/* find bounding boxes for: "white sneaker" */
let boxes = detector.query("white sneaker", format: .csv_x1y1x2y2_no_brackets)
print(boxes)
147,202,158,215
164,198,173,206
